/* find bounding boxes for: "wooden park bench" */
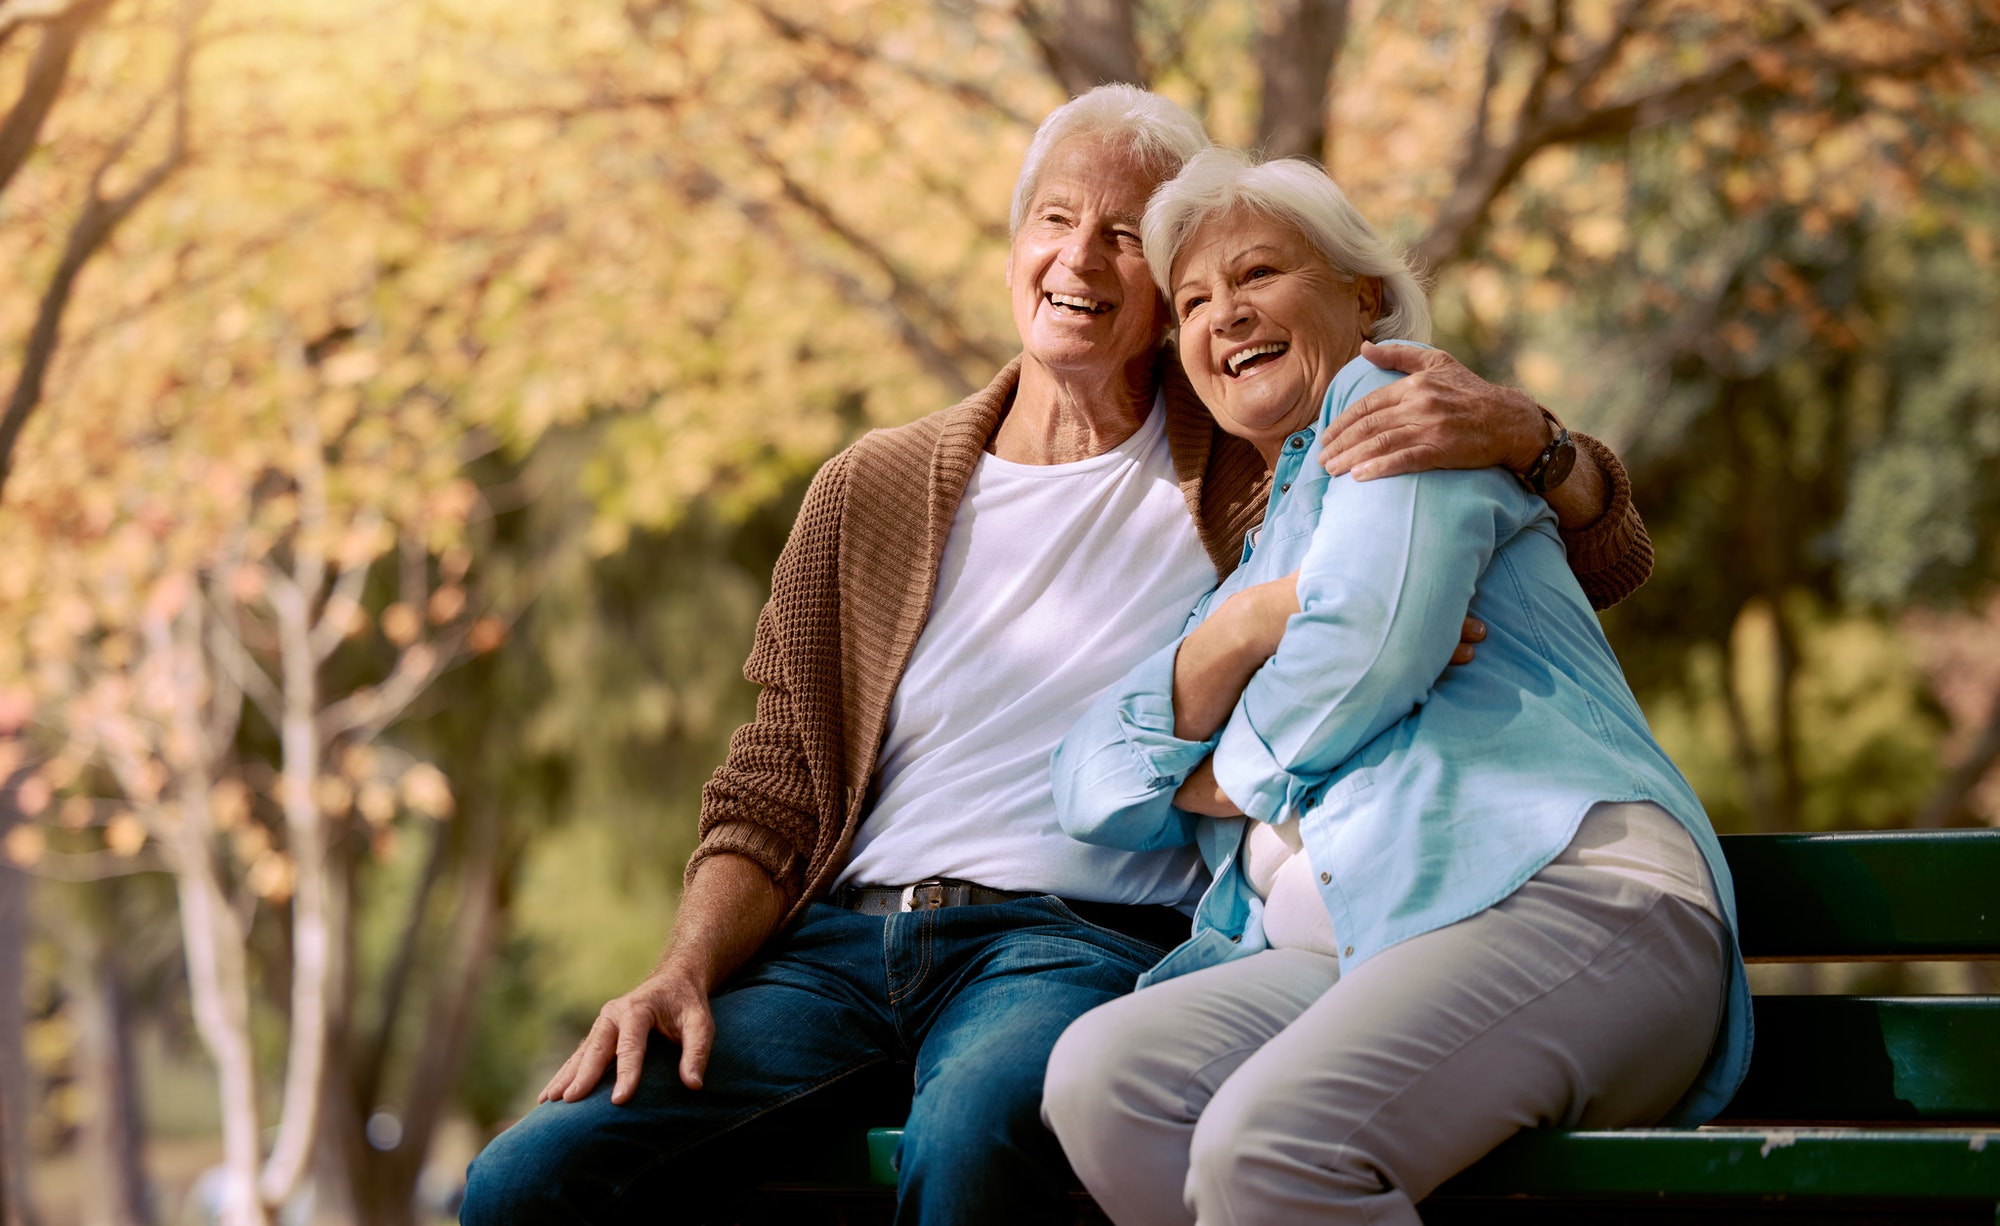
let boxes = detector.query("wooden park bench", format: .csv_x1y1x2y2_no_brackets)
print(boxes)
743,828,2000,1224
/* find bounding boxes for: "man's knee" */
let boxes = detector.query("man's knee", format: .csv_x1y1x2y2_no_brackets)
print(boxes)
459,1106,588,1226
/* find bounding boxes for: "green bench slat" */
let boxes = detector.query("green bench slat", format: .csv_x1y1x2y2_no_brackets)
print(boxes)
861,1126,2000,1197
1436,1127,2000,1199
1720,830,2000,961
1723,995,2000,1123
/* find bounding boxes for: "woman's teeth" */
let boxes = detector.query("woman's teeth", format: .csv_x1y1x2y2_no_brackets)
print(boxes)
1228,342,1288,375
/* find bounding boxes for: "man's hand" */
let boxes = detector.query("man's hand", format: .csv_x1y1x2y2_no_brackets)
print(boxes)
536,853,785,1107
541,965,716,1104
1320,342,1547,481
1452,616,1486,666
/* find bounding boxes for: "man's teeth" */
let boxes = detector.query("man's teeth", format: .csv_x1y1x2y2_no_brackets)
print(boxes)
1228,343,1288,375
1048,293,1109,314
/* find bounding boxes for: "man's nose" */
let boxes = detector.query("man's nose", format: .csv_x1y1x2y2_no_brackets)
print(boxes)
1058,230,1107,272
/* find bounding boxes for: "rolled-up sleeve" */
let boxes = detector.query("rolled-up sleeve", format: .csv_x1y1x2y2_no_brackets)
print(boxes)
1210,468,1513,821
1052,636,1208,851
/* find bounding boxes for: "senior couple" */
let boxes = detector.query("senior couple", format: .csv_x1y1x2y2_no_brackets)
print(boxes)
462,85,1749,1225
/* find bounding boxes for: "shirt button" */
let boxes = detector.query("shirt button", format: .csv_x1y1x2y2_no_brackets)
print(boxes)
1229,933,1240,943
1288,436,1305,450
1319,871,1331,884
1343,945,1355,957
1280,482,1291,494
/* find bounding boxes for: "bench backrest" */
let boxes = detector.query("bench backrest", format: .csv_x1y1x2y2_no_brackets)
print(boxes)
1714,829,2000,1125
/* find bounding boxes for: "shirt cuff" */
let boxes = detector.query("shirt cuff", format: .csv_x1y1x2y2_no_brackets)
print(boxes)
1109,638,1219,785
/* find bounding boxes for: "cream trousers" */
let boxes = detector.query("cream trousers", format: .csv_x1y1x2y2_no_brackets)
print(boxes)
1041,810,1729,1226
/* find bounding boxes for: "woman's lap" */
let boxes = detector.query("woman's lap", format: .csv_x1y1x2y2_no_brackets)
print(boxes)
1047,861,1728,1226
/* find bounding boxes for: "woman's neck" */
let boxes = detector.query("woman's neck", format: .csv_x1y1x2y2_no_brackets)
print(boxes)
990,353,1159,465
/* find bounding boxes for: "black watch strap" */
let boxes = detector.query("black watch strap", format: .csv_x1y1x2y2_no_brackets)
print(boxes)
1522,408,1576,494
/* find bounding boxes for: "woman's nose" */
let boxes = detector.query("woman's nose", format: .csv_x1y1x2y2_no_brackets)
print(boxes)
1210,289,1252,332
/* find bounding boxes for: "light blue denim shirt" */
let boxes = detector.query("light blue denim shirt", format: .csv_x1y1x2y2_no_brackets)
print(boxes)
1051,344,1751,1124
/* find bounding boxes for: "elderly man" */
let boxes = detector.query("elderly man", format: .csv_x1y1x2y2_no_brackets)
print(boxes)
460,85,1652,1225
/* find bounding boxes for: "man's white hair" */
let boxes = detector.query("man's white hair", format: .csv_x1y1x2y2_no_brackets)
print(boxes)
1142,146,1432,344
1008,85,1210,235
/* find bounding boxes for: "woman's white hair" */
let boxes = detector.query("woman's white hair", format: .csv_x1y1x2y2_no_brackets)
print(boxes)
1009,85,1210,234
1142,147,1432,343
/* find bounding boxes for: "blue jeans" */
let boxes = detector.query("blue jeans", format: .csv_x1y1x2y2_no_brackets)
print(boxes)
459,896,1172,1225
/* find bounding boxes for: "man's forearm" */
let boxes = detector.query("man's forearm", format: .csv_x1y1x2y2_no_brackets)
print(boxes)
655,852,788,993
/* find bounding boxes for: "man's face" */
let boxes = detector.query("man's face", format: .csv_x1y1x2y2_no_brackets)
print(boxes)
1007,136,1171,381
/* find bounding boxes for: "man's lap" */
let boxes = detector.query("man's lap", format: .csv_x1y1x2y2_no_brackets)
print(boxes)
461,897,1175,1224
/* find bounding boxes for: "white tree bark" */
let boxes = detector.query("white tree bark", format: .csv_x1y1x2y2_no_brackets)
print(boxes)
137,603,269,1226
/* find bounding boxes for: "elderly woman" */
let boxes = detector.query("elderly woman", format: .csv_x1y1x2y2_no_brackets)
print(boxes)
1041,147,1752,1225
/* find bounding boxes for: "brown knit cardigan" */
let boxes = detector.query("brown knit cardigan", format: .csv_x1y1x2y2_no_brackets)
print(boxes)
688,351,1655,925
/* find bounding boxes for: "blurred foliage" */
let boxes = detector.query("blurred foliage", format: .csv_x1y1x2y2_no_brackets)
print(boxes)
0,0,1995,1215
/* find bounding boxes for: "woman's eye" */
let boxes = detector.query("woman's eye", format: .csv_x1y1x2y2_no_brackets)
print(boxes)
1246,266,1274,281
1178,296,1207,320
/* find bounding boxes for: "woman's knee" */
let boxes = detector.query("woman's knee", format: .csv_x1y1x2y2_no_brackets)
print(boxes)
1040,998,1150,1138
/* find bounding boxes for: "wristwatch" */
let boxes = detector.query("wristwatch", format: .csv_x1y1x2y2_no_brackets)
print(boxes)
1520,407,1576,494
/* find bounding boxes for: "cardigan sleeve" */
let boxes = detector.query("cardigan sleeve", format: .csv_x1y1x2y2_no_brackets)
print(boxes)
1558,432,1653,610
687,452,852,907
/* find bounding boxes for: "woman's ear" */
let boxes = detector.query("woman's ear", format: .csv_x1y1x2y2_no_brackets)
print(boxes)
1356,275,1385,334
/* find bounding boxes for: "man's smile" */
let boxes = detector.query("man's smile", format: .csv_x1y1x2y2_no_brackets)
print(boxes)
1046,292,1112,315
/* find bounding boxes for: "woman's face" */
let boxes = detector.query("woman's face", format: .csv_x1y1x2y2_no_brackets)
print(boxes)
1170,208,1381,461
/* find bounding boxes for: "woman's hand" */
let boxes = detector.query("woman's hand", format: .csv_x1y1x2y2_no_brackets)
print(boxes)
1171,572,1301,741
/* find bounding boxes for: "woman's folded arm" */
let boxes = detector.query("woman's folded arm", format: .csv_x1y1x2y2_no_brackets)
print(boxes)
1210,467,1517,821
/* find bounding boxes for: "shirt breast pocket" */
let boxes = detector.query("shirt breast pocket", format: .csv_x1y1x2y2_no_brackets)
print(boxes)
1261,502,1322,550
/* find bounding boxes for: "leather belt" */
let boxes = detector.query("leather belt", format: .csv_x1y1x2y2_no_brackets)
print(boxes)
834,877,1034,914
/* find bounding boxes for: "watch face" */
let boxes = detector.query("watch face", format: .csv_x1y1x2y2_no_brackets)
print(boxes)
1541,438,1577,491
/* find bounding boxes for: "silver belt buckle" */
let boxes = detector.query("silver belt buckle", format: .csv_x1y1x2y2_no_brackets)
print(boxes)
900,880,948,911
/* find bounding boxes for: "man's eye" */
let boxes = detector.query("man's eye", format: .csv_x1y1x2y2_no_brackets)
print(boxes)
1113,229,1142,245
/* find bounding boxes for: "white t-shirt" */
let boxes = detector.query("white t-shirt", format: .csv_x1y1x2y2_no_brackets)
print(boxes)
836,398,1215,904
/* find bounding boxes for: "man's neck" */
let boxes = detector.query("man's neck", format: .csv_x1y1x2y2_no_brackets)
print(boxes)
989,353,1159,465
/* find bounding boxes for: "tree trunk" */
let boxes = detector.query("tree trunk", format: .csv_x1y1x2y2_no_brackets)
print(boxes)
1020,0,1143,94
1718,629,1777,832
258,592,332,1210
1917,687,2000,828
0,760,36,1226
60,907,153,1226
1254,0,1349,162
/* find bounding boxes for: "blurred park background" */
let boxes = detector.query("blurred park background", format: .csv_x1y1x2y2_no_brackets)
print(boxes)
0,0,1995,1220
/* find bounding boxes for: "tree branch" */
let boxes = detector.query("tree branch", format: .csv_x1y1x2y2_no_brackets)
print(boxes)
734,134,1013,380
744,0,1036,129
0,0,116,199
0,0,205,501
1413,2,2000,271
